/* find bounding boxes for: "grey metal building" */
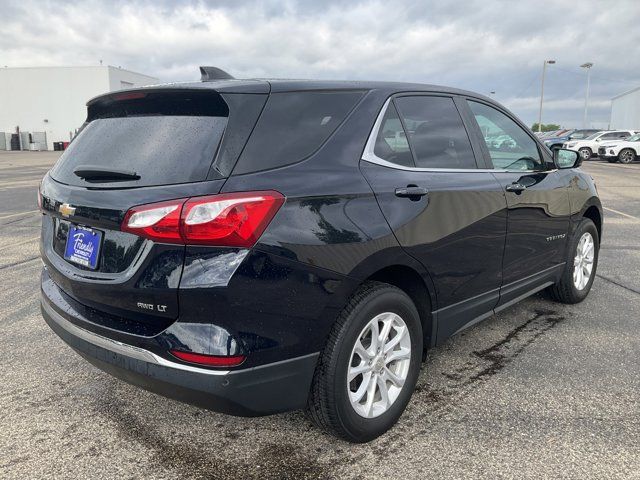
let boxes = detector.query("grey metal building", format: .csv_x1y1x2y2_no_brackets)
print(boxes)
610,86,640,129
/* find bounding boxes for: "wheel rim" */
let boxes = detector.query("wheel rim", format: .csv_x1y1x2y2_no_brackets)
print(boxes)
347,312,411,418
580,149,591,160
573,232,595,290
620,150,634,163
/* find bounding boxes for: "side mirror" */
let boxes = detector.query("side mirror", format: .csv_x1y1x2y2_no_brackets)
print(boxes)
555,148,581,169
595,138,601,142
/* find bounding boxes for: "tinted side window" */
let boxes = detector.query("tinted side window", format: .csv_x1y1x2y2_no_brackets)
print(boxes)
600,132,618,139
394,96,476,169
234,91,364,174
468,101,544,171
373,102,414,167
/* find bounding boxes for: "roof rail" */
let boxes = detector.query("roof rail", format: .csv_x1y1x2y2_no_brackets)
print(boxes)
200,66,235,81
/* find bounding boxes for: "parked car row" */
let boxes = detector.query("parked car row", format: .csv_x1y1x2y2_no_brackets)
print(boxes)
538,129,640,163
534,128,573,139
563,130,638,161
597,132,640,164
537,127,640,164
542,129,600,152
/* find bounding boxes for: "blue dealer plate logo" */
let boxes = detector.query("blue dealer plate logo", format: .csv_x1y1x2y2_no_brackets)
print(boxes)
64,226,102,270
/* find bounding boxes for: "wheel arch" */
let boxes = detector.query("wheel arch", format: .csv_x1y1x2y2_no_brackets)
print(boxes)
579,197,603,244
345,251,438,349
583,205,602,241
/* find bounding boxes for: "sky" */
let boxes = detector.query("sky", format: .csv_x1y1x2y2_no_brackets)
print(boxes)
2,0,639,129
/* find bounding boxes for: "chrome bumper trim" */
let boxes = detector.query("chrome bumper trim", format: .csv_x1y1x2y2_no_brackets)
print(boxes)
41,298,230,376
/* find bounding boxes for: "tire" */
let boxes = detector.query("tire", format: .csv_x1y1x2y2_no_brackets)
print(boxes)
306,281,423,443
578,147,592,161
548,218,599,304
618,148,636,164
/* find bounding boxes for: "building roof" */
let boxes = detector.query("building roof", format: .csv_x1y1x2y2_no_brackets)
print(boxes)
0,65,158,81
612,85,640,101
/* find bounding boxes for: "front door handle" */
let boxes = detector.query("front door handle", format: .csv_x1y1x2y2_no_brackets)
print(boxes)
505,182,527,193
395,186,429,200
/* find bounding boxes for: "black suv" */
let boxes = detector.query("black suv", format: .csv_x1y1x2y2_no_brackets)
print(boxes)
39,71,602,442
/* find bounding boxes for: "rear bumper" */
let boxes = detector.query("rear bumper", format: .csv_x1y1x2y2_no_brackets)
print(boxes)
41,294,319,416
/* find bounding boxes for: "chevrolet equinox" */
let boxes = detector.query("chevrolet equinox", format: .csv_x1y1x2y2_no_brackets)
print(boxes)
39,67,602,442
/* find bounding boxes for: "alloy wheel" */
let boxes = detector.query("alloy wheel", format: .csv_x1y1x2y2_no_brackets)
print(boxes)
347,312,411,418
573,232,595,290
579,148,591,160
619,149,635,164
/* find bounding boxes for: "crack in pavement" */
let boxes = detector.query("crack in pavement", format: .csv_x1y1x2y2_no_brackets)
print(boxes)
600,245,640,251
0,256,40,270
596,273,640,295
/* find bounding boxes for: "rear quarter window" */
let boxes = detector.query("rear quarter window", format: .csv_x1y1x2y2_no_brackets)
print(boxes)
232,90,364,175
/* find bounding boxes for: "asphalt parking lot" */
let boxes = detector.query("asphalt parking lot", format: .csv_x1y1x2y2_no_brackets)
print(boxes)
1,151,638,479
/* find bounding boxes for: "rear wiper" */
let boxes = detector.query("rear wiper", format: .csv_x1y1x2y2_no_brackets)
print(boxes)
73,165,140,181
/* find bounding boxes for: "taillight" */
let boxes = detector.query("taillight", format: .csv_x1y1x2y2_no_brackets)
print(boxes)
112,91,147,101
121,191,284,247
182,192,285,247
121,199,185,243
169,349,246,367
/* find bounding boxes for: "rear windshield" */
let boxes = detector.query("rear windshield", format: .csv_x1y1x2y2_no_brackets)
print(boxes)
233,90,364,175
50,91,228,187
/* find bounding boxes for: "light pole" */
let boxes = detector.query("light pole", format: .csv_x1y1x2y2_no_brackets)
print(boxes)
581,62,593,128
537,60,556,133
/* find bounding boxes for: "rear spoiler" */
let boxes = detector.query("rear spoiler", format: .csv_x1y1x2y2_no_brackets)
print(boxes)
200,66,234,81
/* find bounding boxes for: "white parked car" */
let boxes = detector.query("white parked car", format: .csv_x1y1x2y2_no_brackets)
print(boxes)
598,133,640,163
563,130,637,160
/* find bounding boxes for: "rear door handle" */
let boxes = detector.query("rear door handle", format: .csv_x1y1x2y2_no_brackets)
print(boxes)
505,183,527,193
395,186,429,200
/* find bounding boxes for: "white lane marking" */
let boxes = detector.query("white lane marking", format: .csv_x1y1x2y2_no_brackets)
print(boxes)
603,206,640,222
0,209,39,220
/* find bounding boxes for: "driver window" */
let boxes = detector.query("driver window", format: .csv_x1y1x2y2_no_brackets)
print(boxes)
373,103,414,167
468,101,544,171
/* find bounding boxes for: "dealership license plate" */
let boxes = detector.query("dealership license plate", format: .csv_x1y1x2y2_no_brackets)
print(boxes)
64,225,102,269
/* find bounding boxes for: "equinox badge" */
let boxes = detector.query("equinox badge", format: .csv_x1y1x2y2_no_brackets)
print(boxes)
59,203,76,217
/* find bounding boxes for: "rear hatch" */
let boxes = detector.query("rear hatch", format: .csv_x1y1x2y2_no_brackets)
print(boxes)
40,86,267,335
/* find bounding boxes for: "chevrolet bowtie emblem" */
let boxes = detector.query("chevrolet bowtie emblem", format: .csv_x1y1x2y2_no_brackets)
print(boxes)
58,203,76,217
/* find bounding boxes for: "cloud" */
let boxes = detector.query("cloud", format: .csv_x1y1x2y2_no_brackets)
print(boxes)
1,0,639,128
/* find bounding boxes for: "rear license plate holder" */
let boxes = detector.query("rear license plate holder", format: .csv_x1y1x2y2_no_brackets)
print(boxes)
64,225,103,270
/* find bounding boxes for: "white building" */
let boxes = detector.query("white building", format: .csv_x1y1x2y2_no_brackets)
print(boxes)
610,86,640,130
0,66,158,151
